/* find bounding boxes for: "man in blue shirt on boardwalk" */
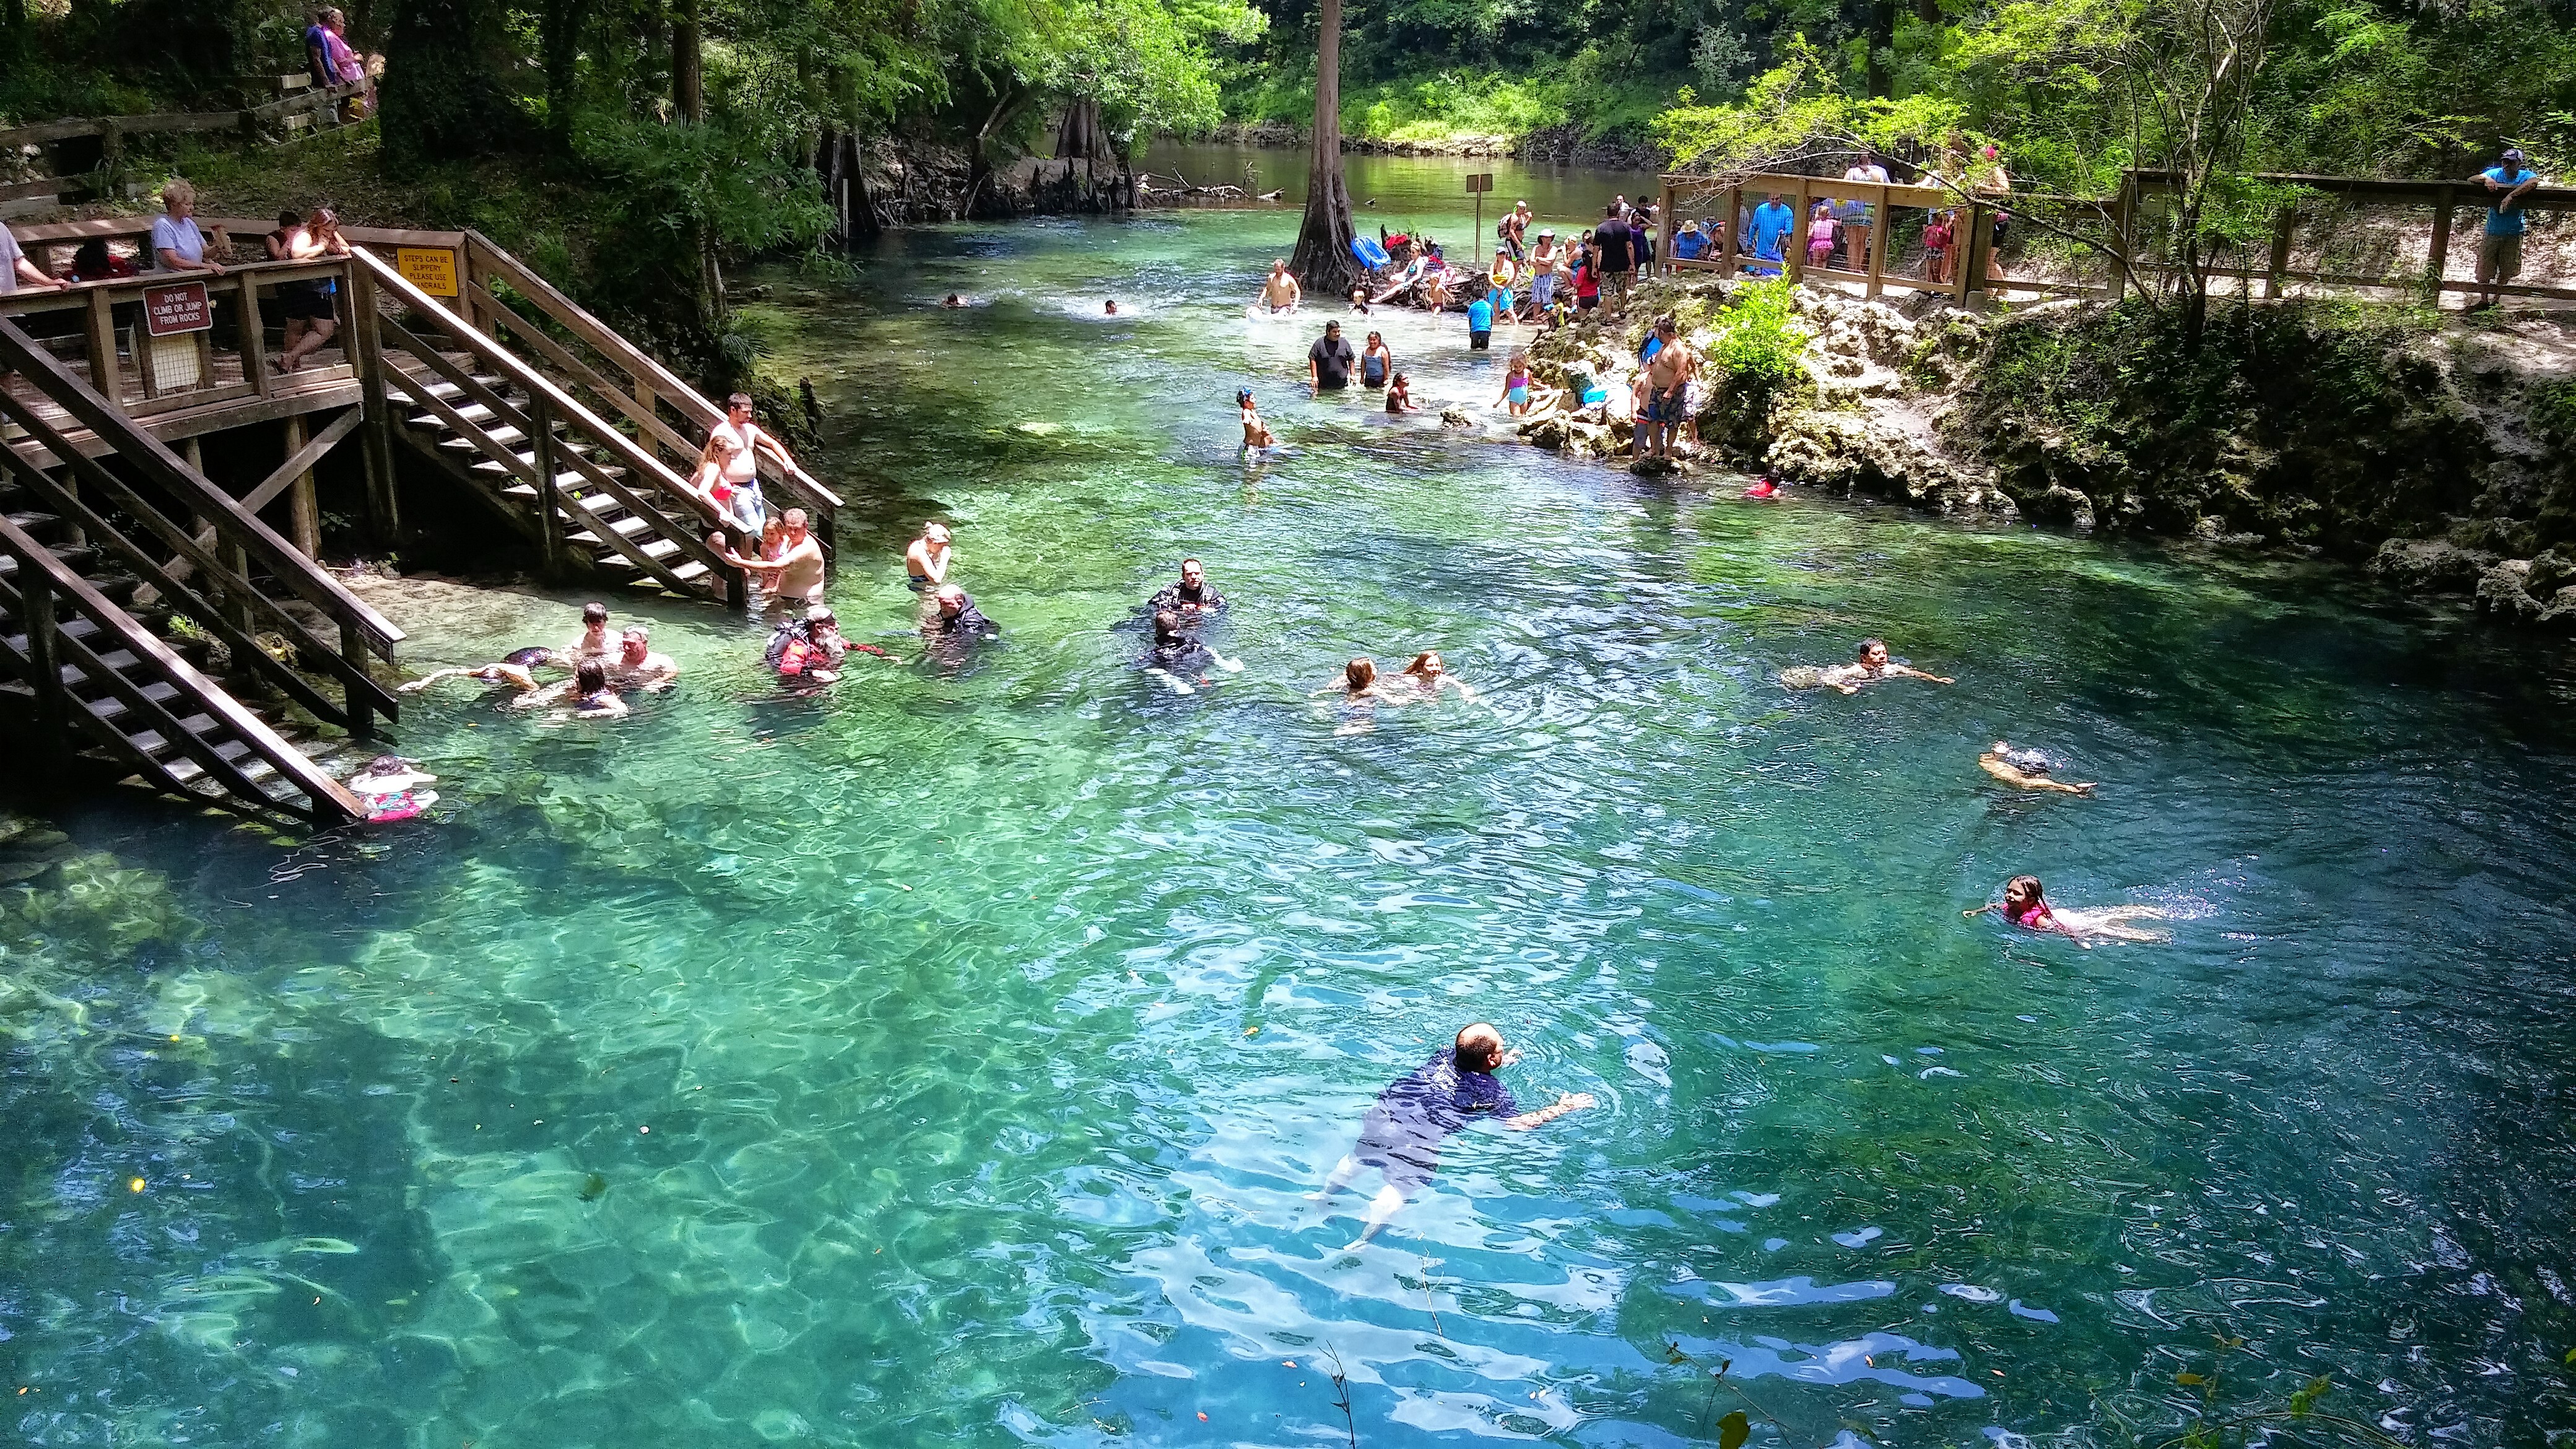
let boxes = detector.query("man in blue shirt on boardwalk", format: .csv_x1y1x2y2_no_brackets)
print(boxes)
2471,146,2544,310
1466,290,1494,350
1310,1022,1596,1248
1741,192,1796,277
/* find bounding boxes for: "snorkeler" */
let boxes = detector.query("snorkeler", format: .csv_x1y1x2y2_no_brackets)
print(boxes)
1144,609,1244,695
1310,1022,1595,1248
1742,475,1782,499
399,646,557,696
1781,638,1955,695
347,754,438,822
1400,651,1479,702
1964,875,2168,948
1238,390,1277,451
1979,741,2095,796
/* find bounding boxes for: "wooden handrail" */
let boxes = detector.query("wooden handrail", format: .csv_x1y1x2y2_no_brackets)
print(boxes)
0,427,386,729
0,513,365,824
461,234,845,513
0,318,405,661
0,256,357,320
0,85,367,153
356,249,741,584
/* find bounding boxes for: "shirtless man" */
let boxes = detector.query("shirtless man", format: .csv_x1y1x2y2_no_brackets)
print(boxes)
710,392,803,495
1259,259,1302,313
1637,318,1697,461
607,626,679,692
905,523,954,586
712,508,825,607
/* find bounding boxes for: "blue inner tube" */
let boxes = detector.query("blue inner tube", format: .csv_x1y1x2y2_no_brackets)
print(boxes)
1350,235,1391,269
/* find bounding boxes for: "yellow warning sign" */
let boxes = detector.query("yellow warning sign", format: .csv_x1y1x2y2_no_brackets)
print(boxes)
396,246,459,297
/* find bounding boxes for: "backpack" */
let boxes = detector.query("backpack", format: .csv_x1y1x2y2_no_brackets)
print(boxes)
763,618,809,671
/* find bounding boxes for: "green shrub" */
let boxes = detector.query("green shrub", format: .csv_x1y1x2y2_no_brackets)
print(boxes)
1706,278,1808,389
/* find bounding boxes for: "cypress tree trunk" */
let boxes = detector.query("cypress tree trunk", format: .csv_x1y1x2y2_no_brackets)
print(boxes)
672,0,703,123
1289,0,1359,298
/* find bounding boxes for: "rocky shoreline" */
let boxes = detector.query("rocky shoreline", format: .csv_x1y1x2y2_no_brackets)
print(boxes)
1518,277,2576,630
1204,121,1664,172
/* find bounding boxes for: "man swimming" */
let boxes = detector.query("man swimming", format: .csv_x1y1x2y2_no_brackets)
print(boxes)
1147,558,1225,617
1978,741,2095,796
1312,1023,1596,1248
607,626,679,692
905,523,954,586
1782,638,1955,694
767,604,848,682
1259,259,1303,313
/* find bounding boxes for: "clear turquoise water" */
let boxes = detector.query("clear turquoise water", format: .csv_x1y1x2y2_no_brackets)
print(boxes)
7,153,2576,1448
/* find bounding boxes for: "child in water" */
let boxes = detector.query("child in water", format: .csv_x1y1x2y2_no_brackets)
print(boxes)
1385,373,1419,414
1494,352,1535,417
1965,875,2167,948
1238,389,1277,451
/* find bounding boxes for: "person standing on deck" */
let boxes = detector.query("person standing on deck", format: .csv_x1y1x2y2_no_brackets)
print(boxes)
1741,192,1796,277
1,222,72,297
151,180,228,277
1840,149,1891,274
2471,147,2545,309
1311,1022,1596,1248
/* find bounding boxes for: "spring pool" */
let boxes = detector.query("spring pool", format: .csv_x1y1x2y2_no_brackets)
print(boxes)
6,185,2576,1447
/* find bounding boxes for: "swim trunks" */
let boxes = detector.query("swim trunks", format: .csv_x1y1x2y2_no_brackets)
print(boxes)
1469,331,1491,350
1645,386,1684,424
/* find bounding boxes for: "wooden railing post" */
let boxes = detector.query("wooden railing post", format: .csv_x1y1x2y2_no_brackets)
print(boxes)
346,259,402,547
1659,179,1676,281
529,394,564,581
2108,174,2137,302
341,617,375,739
2265,205,2295,299
84,287,118,399
20,559,67,761
2425,184,2455,307
1866,181,1890,299
238,271,271,396
282,412,320,557
1958,202,1988,307
1722,184,1742,276
1787,179,1810,285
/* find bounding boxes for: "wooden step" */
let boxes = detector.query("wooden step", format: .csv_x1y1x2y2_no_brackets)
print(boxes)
440,424,528,451
565,513,655,547
4,616,103,653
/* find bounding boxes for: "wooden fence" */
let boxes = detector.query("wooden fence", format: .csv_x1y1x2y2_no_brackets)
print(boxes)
1657,169,2576,307
1,84,370,211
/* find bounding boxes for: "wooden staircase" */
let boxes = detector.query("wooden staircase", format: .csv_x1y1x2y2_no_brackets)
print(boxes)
0,318,402,827
356,244,843,606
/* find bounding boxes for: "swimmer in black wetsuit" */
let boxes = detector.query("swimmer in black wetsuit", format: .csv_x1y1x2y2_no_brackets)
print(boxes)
1142,609,1243,695
1147,558,1225,618
929,585,998,639
1310,1022,1595,1248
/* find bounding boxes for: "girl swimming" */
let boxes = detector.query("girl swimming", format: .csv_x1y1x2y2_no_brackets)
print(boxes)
1401,651,1479,701
1385,373,1419,414
1965,875,2167,947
